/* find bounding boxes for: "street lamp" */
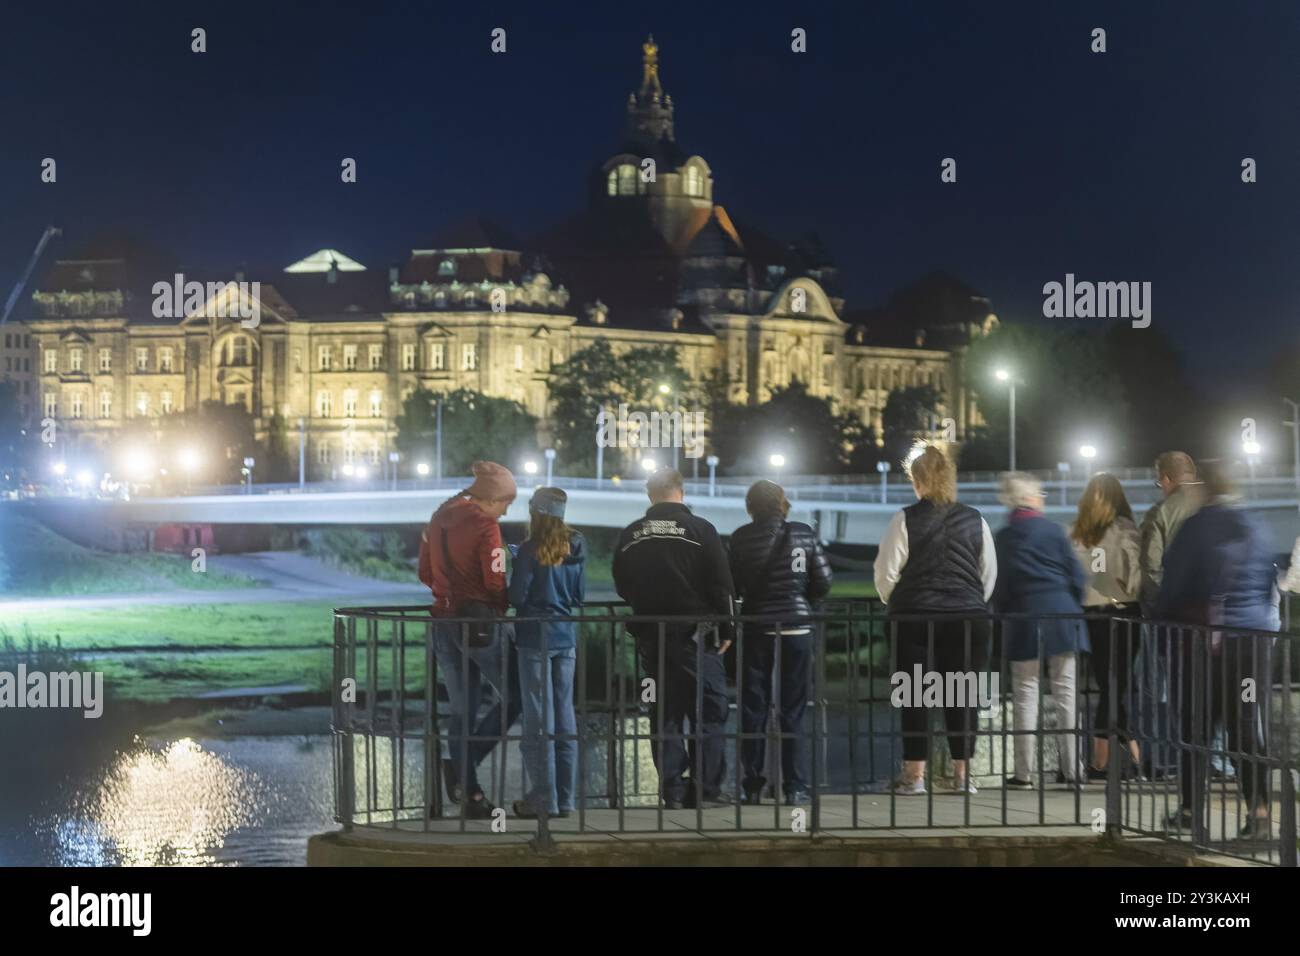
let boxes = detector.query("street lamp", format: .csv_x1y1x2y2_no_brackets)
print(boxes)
51,461,66,478
640,457,657,474
355,465,368,481
876,459,891,504
1285,398,1300,514
342,463,355,477
659,382,680,470
1079,444,1097,478
416,462,430,476
544,448,556,485
76,469,94,491
523,459,539,476
242,456,255,494
994,367,1018,471
706,454,719,497
769,452,786,471
1243,440,1261,495
388,450,400,491
1057,461,1070,506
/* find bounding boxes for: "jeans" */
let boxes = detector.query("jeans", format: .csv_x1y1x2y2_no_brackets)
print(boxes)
517,645,578,814
636,631,729,803
739,631,813,795
434,621,521,797
1011,653,1081,781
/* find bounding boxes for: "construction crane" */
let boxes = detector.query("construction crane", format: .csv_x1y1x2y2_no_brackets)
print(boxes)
1,225,61,328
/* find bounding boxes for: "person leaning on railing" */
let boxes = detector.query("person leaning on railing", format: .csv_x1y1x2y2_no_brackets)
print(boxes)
417,460,521,819
728,479,833,806
1070,473,1143,781
1153,459,1276,839
874,445,997,796
507,487,585,820
993,471,1089,789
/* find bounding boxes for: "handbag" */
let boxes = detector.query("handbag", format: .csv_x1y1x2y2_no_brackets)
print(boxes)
440,525,497,648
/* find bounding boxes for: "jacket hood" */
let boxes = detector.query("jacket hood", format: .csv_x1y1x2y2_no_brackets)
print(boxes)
432,496,495,533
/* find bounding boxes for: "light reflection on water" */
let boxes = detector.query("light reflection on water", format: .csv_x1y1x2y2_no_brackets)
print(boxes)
21,735,338,867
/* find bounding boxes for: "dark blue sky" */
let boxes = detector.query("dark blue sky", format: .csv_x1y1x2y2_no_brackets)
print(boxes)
4,0,1298,381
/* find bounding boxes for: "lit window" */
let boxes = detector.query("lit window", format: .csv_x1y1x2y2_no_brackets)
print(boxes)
44,349,57,373
98,348,111,372
159,347,173,373
344,344,357,370
343,444,356,465
617,164,637,196
99,391,112,418
462,343,477,371
684,165,702,197
69,348,83,372
438,259,456,276
318,345,332,371
70,393,84,418
368,344,383,370
607,169,618,196
317,442,332,464
343,389,357,417
160,391,173,414
368,445,381,465
317,390,332,417
369,390,382,418
136,347,149,371
402,344,416,370
136,392,149,416
430,343,445,371
43,392,57,417
232,336,249,366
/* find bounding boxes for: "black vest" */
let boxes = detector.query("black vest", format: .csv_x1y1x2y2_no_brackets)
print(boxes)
887,499,987,614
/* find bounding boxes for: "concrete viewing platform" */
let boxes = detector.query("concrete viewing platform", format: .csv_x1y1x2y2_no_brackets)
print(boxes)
308,788,1282,866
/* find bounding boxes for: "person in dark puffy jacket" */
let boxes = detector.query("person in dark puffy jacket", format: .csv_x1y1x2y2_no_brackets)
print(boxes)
728,480,833,805
508,487,585,819
874,446,997,796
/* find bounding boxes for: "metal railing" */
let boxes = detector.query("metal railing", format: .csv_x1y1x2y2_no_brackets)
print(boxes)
330,599,1298,864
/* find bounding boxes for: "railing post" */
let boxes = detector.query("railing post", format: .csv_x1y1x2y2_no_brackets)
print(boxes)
1105,615,1122,838
1280,636,1296,866
334,613,355,831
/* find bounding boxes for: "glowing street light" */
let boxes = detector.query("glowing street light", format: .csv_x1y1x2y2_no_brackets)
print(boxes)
51,461,67,477
1243,440,1262,456
1243,440,1261,494
354,465,368,480
76,469,94,489
994,367,1018,470
125,448,154,482
342,464,355,477
179,448,201,472
640,457,657,474
706,454,719,497
416,462,430,477
769,453,786,470
523,460,539,475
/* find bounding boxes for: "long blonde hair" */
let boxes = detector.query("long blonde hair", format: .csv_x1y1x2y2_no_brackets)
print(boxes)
528,513,574,566
1072,473,1133,549
909,446,956,506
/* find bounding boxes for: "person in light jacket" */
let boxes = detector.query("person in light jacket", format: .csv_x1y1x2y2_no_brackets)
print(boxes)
1070,473,1142,780
508,487,585,819
874,446,997,796
993,472,1089,789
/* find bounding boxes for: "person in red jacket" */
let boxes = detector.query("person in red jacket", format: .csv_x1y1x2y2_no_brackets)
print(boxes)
418,460,520,818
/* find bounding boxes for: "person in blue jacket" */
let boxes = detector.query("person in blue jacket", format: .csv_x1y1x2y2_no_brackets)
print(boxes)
508,487,585,818
993,472,1089,789
1154,460,1276,838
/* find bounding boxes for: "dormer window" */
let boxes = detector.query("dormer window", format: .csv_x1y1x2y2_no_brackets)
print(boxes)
438,259,456,277
684,165,702,197
612,164,636,197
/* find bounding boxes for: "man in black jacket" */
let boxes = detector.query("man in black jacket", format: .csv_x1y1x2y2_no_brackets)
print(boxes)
729,479,833,804
613,468,735,808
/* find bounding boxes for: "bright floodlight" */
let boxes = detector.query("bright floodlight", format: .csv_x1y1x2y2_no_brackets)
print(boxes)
416,462,430,476
125,449,154,480
342,464,355,477
1080,445,1097,460
51,461,67,476
1243,440,1262,456
523,460,539,475
76,469,94,488
640,457,657,473
355,465,368,480
995,368,1011,382
769,453,786,468
658,383,672,395
179,447,201,472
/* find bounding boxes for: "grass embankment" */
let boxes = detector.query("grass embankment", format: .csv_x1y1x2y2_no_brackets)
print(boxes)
0,509,259,596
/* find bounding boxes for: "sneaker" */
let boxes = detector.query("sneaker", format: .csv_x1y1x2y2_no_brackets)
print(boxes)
784,789,812,805
951,776,978,795
1238,815,1271,840
664,798,685,810
511,800,561,819
890,776,926,796
1005,776,1034,790
1086,765,1108,782
742,789,764,806
1165,807,1194,830
462,794,496,820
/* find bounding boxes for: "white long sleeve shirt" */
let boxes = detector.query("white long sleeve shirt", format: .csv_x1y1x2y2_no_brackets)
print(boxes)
873,509,998,605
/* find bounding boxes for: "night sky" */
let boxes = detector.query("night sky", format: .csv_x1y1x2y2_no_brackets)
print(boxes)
4,0,1298,384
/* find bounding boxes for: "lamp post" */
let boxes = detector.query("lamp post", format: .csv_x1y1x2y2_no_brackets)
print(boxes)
388,451,400,491
416,461,430,488
1079,444,1097,478
1056,461,1070,507
242,456,255,494
544,447,556,486
1284,398,1300,514
434,398,443,483
706,454,718,497
769,452,785,475
180,447,200,494
595,407,606,490
523,459,539,486
297,417,305,491
1243,440,1261,498
876,459,891,504
659,383,679,471
995,368,1017,471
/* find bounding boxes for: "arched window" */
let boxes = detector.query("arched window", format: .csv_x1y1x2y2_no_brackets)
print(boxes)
684,165,702,197
607,169,618,196
617,164,637,196
438,259,456,277
232,336,249,366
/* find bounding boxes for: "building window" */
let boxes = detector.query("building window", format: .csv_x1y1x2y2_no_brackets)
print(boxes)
69,348,83,372
369,389,382,418
135,347,149,371
317,390,332,417
317,442,332,465
293,348,303,373
70,393,84,419
430,343,445,371
160,391,173,414
44,349,57,373
462,343,477,371
99,391,112,418
98,348,112,372
617,164,637,196
344,344,357,370
232,336,249,366
438,259,456,276
159,347,173,373
318,345,332,371
44,392,57,417
368,445,381,465
368,344,383,370
684,165,702,196
135,392,149,416
343,444,356,465
514,344,524,371
402,343,416,371
343,389,357,418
